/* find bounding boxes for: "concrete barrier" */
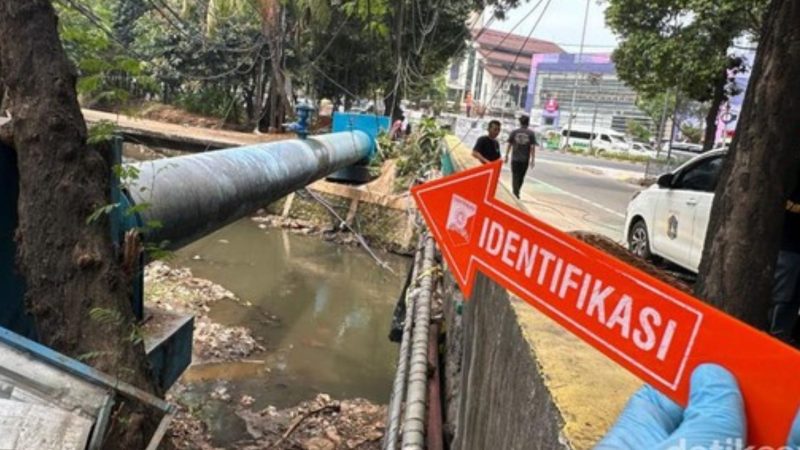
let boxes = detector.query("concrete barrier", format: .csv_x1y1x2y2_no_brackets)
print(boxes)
441,136,641,449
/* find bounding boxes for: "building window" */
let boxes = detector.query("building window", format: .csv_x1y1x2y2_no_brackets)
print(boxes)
450,60,461,81
475,62,484,100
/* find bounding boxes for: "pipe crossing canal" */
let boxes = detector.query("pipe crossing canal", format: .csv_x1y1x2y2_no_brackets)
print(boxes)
160,217,410,446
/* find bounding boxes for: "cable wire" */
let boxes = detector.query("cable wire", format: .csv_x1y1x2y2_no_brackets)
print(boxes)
458,0,552,145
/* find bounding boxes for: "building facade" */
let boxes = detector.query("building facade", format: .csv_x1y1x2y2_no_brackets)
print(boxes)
447,29,562,115
525,53,651,133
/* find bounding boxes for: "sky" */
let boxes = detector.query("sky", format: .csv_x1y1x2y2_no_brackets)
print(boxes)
487,0,619,54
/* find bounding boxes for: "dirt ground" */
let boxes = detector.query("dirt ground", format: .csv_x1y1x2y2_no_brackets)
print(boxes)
137,102,246,131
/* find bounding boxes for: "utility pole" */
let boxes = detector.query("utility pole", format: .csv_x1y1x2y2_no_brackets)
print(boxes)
587,73,602,154
655,90,671,159
666,90,680,164
564,0,591,152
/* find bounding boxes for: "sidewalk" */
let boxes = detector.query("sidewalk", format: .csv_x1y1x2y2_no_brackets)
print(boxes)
498,170,628,244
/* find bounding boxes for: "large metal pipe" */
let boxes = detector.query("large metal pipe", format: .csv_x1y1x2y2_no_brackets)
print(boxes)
127,131,371,249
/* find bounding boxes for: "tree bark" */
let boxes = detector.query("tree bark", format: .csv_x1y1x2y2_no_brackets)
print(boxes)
0,2,157,447
258,0,290,132
694,0,800,329
702,68,727,151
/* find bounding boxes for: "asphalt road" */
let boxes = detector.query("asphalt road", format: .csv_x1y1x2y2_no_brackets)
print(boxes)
499,157,642,242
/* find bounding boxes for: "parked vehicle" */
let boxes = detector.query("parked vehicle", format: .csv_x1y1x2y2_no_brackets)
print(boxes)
670,142,704,154
629,141,655,156
624,149,727,272
536,126,562,150
560,125,629,154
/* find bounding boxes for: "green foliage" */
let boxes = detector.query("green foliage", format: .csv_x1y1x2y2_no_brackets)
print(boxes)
86,203,120,225
680,124,703,143
394,118,447,190
89,307,124,327
606,0,766,103
627,120,651,142
408,75,449,116
57,0,157,107
87,120,118,145
57,0,521,128
176,87,238,119
375,131,399,163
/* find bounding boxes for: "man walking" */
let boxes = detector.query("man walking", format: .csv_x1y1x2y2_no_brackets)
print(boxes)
505,115,538,198
472,120,502,164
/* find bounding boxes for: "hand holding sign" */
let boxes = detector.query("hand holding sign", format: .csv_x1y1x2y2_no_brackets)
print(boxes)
411,160,800,447
601,364,800,449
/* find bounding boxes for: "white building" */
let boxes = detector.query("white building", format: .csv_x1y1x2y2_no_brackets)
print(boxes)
447,28,563,116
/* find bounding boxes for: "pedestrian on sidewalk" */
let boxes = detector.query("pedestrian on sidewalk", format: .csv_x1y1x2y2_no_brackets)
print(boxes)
768,175,800,343
472,120,502,164
505,115,538,198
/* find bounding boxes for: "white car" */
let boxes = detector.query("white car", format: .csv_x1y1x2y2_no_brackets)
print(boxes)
560,126,629,154
623,149,726,273
629,142,655,156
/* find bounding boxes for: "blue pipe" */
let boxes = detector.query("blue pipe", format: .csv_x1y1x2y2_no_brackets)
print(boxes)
127,131,372,249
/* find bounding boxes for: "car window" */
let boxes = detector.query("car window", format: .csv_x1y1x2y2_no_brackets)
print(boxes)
565,131,591,140
674,156,724,192
601,135,611,142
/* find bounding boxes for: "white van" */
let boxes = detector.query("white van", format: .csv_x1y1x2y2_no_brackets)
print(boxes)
560,125,629,153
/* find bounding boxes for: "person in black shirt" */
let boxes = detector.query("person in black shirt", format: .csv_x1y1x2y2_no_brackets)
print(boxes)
505,115,538,198
768,176,800,342
472,120,502,164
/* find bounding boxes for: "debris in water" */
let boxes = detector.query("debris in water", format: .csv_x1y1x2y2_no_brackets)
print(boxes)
145,261,266,362
234,394,386,449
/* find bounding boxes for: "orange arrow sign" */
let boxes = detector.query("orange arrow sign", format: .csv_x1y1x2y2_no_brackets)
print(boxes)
412,160,800,447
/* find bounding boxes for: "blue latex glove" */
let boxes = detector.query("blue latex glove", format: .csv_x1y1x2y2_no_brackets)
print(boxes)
596,364,800,449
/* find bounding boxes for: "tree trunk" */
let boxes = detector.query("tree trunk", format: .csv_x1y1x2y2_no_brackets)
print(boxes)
694,0,800,328
384,90,403,121
0,2,157,448
258,0,290,132
702,68,727,151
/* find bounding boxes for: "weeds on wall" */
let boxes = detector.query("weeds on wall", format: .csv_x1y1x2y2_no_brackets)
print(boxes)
374,117,446,192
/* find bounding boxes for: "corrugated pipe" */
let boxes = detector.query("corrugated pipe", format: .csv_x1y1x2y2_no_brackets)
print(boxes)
384,235,427,450
401,235,437,449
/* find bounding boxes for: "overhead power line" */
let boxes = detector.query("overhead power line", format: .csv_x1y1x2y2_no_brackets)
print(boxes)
458,0,552,144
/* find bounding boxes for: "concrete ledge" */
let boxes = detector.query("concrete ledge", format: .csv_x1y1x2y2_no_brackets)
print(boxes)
442,135,640,449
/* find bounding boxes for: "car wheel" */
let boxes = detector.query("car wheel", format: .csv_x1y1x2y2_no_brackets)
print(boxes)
628,220,652,260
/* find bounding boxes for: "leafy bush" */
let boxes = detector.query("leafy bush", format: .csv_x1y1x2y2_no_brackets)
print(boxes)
176,87,240,121
387,118,447,191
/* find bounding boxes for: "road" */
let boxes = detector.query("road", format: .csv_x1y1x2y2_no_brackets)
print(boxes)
498,156,641,243
457,127,643,241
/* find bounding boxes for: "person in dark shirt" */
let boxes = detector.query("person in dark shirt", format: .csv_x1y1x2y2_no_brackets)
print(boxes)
504,115,538,198
768,177,800,342
472,120,502,164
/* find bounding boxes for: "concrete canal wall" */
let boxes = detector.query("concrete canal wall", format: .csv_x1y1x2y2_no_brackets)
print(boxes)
266,162,417,253
441,136,641,450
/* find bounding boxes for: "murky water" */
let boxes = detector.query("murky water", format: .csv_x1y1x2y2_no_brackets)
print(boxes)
172,218,409,444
